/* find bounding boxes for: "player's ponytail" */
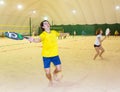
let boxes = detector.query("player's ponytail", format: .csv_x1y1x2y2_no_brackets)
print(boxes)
96,28,102,35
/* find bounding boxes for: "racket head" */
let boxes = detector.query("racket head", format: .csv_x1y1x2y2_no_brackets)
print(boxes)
4,32,24,40
105,28,110,36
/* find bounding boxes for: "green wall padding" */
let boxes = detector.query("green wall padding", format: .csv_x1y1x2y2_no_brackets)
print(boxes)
37,23,120,36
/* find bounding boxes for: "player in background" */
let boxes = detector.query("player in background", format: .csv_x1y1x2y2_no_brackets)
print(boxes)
93,28,106,60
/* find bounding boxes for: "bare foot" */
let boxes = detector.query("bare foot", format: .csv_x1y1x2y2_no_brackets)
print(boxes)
99,55,103,59
48,81,54,87
53,73,63,81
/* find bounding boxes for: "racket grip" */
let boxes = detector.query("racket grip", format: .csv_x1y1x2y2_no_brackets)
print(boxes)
24,36,29,39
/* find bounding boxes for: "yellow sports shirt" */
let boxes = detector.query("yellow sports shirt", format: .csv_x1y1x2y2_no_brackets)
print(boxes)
39,30,60,57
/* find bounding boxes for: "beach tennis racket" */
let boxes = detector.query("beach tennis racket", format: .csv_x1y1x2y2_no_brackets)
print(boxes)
105,28,110,36
4,32,29,40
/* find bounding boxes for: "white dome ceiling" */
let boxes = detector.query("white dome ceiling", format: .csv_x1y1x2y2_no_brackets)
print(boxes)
0,0,120,25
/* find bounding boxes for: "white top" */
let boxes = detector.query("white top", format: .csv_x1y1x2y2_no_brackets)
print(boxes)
94,34,102,45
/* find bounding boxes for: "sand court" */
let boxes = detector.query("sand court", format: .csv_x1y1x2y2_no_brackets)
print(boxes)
0,36,120,92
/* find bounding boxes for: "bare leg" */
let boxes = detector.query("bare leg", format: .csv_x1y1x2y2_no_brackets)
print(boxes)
53,65,63,81
93,47,100,60
45,68,53,86
99,46,105,59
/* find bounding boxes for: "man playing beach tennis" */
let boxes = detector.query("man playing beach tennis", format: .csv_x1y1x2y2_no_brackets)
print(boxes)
29,20,66,86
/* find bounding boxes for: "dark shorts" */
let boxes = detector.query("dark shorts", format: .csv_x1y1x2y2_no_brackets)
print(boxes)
94,44,101,47
43,55,61,68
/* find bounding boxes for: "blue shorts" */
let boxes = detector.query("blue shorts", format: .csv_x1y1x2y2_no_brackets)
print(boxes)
43,56,61,68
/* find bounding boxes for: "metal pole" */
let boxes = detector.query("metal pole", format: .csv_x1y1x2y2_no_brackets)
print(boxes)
29,17,32,36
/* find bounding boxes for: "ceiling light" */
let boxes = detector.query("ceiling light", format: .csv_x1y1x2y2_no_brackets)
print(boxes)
0,0,4,5
72,10,76,14
43,16,48,20
32,10,36,14
17,4,23,9
115,6,120,10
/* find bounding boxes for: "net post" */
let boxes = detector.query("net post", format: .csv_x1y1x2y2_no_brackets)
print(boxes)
29,17,32,36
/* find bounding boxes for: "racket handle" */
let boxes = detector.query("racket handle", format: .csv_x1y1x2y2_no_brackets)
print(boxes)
23,36,32,43
23,36,29,39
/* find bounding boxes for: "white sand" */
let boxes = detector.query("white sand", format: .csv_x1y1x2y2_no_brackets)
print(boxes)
0,36,120,92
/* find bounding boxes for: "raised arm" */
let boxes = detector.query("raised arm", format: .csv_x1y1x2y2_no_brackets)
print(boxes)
101,36,106,42
59,33,68,37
